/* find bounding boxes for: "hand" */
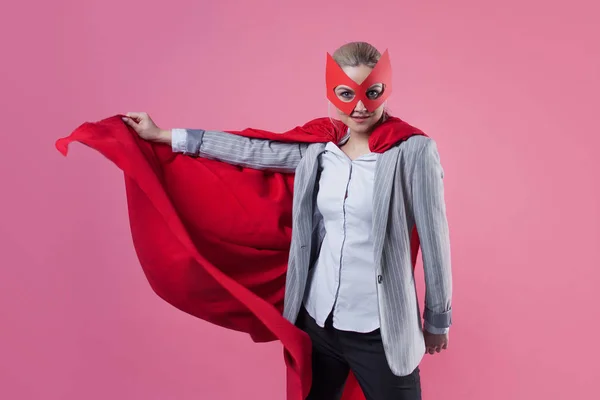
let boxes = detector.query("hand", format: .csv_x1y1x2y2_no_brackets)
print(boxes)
424,330,449,355
122,112,171,143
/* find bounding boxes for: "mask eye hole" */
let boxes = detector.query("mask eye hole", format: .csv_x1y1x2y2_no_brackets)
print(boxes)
334,86,355,103
366,84,385,100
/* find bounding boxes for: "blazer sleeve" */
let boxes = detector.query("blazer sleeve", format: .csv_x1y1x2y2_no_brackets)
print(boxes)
171,128,308,173
411,138,453,334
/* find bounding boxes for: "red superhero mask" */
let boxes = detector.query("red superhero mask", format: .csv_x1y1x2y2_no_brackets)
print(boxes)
325,49,393,115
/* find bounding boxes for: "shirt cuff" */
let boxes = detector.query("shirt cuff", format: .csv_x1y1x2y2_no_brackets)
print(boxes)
424,307,452,328
424,321,449,335
171,128,188,152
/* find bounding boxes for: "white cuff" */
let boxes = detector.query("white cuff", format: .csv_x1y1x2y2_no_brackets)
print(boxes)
171,129,188,152
424,321,449,335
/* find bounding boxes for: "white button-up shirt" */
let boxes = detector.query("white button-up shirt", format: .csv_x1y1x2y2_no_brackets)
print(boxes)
172,130,382,333
303,141,380,333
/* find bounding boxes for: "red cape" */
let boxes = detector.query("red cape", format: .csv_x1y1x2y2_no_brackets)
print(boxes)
56,115,425,400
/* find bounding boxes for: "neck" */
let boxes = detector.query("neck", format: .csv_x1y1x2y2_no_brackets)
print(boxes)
347,129,371,145
341,130,371,157
344,112,387,145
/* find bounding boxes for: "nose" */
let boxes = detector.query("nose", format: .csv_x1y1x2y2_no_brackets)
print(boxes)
353,100,367,113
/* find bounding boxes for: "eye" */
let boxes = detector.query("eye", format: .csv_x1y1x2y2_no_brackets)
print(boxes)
366,89,382,99
335,89,355,102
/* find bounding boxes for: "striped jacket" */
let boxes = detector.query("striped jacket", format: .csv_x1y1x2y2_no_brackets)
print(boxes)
175,127,453,376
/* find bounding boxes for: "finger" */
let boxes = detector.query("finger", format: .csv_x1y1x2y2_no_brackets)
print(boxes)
122,116,137,127
427,347,435,355
125,112,146,121
435,346,442,353
442,342,448,350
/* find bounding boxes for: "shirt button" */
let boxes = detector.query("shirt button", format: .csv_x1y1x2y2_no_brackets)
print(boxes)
377,275,383,284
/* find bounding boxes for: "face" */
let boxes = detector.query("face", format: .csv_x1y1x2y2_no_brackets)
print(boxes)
333,64,386,134
325,50,393,135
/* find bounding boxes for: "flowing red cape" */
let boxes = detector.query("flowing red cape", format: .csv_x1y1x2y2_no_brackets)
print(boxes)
56,115,425,400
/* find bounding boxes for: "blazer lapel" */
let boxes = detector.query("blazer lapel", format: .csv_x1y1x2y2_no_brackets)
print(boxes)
283,143,325,321
372,147,400,270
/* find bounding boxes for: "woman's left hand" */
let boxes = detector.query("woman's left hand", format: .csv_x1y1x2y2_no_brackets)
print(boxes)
424,330,449,355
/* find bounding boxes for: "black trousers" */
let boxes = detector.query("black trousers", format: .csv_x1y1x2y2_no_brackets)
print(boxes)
297,307,422,400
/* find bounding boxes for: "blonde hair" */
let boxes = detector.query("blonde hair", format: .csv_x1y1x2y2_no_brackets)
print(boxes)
332,41,382,69
328,41,390,125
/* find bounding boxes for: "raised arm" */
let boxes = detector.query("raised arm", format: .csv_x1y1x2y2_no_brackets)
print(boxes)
170,128,307,173
411,137,453,335
123,112,308,173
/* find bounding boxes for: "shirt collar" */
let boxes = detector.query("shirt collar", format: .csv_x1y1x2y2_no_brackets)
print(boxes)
326,129,378,161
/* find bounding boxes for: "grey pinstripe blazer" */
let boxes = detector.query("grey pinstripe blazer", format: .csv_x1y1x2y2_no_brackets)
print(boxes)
178,128,453,376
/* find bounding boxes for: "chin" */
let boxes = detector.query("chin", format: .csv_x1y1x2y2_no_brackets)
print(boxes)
351,124,374,134
339,112,384,134
344,118,377,134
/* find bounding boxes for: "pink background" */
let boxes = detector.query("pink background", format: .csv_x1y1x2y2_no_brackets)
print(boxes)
1,0,598,399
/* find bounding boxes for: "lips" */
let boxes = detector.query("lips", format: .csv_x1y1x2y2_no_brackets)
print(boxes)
351,115,371,123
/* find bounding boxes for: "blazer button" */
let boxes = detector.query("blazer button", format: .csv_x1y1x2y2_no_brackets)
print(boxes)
377,275,383,284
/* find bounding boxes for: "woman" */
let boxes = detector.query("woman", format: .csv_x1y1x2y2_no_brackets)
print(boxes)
123,42,452,400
